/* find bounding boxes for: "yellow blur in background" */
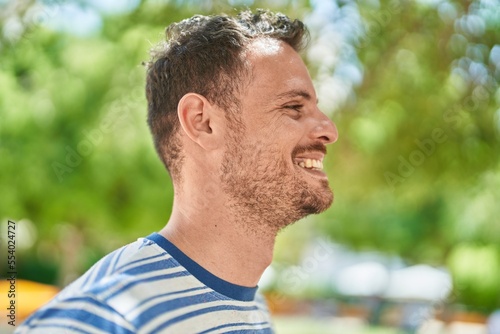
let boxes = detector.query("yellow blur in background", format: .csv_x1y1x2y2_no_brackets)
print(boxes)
0,280,59,323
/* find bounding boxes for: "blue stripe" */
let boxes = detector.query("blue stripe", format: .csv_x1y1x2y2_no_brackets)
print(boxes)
93,251,117,283
115,252,167,272
151,304,258,332
33,307,134,334
105,270,190,300
80,262,100,289
121,257,176,276
111,245,128,271
133,286,208,310
64,295,125,316
83,274,124,296
131,291,217,326
80,245,165,290
25,323,91,334
198,321,271,334
224,329,274,334
80,248,125,289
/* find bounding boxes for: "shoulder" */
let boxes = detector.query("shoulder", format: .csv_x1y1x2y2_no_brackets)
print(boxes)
17,238,174,333
16,292,136,334
67,237,178,292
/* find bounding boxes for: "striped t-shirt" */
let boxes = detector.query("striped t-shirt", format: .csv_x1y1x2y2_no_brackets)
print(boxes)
17,233,274,333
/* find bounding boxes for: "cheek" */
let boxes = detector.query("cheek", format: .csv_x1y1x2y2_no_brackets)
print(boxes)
265,114,304,136
275,120,305,149
246,116,305,159
239,138,287,167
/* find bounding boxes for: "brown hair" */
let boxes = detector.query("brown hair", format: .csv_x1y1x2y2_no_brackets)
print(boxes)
145,9,308,179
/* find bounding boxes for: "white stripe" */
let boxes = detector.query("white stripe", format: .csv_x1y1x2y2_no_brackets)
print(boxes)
168,308,271,333
114,248,173,273
139,297,267,332
27,318,109,334
140,299,232,333
80,258,105,289
99,264,185,300
30,298,135,331
104,246,128,277
204,323,271,334
116,241,167,268
124,285,212,319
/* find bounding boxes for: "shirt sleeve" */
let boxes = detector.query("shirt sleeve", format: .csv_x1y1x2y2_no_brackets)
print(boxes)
15,294,136,334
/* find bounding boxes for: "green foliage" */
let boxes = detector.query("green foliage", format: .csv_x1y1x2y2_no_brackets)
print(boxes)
312,0,500,311
447,244,500,311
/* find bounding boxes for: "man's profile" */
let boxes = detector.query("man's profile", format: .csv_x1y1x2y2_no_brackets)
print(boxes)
17,9,337,333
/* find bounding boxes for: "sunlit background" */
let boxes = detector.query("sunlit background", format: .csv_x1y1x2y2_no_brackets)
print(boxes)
1,0,499,333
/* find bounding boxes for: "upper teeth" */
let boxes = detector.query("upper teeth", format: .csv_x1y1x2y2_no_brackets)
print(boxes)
297,159,323,170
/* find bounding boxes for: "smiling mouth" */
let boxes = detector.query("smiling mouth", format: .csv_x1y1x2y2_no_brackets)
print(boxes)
294,158,324,171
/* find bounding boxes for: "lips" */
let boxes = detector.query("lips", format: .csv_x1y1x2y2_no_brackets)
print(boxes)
292,144,328,177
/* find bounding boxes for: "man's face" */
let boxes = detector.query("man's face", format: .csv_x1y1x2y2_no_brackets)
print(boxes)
220,38,338,232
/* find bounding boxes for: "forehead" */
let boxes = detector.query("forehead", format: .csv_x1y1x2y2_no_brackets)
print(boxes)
241,39,316,105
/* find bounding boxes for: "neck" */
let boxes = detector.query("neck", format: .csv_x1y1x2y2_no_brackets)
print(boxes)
159,194,278,288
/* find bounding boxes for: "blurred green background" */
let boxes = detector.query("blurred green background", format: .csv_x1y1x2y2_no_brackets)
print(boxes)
1,0,499,331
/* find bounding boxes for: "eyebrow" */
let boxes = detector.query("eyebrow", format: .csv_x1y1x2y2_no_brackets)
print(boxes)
276,89,318,104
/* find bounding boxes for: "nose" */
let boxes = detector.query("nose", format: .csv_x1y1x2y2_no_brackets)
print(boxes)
310,109,338,144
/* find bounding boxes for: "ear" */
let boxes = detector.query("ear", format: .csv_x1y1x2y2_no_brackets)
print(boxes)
177,93,222,151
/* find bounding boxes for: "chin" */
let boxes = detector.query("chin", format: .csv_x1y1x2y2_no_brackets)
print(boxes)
298,187,334,216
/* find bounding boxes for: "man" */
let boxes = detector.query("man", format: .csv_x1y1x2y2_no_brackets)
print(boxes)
18,9,337,333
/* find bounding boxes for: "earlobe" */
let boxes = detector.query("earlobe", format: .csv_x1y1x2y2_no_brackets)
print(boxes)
177,93,220,150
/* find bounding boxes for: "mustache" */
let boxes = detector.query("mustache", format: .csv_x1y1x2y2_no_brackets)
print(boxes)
292,143,327,157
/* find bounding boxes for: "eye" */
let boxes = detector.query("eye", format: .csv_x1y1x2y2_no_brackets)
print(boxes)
283,105,303,119
284,104,303,112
